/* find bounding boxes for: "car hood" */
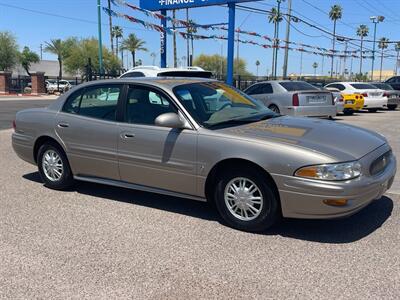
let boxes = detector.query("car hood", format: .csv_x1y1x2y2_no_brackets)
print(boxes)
217,116,386,161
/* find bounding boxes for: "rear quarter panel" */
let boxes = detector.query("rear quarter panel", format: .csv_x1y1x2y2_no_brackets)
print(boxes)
12,109,59,164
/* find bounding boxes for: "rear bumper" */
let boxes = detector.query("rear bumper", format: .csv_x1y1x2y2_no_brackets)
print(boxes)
287,106,337,118
272,145,397,219
363,97,387,109
12,133,36,165
387,97,400,106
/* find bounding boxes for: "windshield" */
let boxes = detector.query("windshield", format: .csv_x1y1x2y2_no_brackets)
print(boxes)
371,83,393,90
350,83,376,90
279,81,318,91
173,82,276,128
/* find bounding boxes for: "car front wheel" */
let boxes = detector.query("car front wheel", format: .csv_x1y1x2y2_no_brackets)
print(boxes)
37,142,74,190
214,168,280,232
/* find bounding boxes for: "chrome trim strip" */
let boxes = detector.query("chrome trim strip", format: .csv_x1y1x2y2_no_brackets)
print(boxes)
74,175,207,202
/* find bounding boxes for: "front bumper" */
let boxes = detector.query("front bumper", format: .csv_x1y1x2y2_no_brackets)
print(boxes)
287,105,337,118
272,144,397,219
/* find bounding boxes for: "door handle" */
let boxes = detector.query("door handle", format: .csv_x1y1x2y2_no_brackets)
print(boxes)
58,122,69,128
121,132,135,139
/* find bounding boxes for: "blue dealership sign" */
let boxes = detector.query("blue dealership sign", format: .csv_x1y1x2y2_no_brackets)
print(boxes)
140,0,259,11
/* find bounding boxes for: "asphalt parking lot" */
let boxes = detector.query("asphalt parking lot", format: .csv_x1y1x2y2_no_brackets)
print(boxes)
1,99,399,299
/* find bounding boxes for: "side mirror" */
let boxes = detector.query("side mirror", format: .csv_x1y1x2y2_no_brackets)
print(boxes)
155,112,186,129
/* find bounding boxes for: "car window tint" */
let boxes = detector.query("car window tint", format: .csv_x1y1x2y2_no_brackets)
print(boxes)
350,83,375,90
336,84,345,91
63,85,121,121
372,83,392,90
125,86,177,125
279,81,318,91
121,72,145,78
63,91,82,114
261,83,273,94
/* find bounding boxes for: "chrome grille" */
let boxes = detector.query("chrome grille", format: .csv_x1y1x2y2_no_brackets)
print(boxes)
370,150,392,176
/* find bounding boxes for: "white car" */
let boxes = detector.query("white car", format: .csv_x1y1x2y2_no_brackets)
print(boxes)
325,82,387,112
120,66,213,79
46,80,72,93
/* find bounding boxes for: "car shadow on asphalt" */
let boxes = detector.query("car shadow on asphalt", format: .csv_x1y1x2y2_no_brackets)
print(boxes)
23,171,394,244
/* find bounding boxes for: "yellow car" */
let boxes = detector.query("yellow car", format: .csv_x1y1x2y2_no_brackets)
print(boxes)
340,93,365,115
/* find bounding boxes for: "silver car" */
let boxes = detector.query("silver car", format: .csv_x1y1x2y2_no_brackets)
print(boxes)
370,82,400,110
244,80,337,118
12,78,396,232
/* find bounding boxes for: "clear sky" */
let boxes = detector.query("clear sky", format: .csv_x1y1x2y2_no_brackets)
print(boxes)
1,0,400,76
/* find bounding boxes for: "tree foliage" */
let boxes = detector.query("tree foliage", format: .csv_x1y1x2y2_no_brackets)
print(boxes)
0,31,19,71
19,46,40,75
121,33,147,67
193,54,253,77
64,38,121,76
44,38,76,79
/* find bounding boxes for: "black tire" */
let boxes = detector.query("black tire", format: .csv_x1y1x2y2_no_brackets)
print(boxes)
368,108,379,113
343,109,354,116
37,142,74,190
268,104,280,114
214,168,280,232
388,105,397,110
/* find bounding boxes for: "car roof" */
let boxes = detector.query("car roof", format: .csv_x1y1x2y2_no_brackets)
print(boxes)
75,77,217,90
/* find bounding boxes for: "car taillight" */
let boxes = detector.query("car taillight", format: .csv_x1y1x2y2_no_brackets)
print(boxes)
338,96,344,102
12,120,16,131
383,92,389,97
355,95,359,99
362,93,368,97
292,93,299,106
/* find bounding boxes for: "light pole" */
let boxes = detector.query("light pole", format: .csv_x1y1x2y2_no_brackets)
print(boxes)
370,15,384,81
97,0,103,76
282,0,292,79
273,0,283,79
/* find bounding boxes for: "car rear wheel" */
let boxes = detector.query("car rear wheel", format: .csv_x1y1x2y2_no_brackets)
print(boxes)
388,105,397,110
268,104,280,114
37,142,74,190
367,108,379,112
214,168,280,232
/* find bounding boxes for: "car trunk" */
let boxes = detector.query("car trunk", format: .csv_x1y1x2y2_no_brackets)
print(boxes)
294,90,333,107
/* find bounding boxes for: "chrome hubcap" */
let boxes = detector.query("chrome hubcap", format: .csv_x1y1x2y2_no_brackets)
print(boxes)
224,177,263,221
42,150,63,182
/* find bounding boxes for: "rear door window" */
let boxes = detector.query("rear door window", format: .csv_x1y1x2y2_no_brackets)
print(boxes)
350,84,375,90
62,85,122,121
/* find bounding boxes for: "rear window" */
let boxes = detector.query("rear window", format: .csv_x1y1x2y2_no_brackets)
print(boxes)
120,72,145,78
157,71,213,78
372,83,393,90
279,81,318,91
350,83,376,90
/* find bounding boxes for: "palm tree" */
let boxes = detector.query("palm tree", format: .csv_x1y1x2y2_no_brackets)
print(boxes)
111,26,123,56
107,0,114,55
356,24,369,75
187,19,197,66
329,4,343,78
395,42,400,75
44,39,69,79
150,52,157,65
121,34,147,68
378,37,389,81
268,5,284,78
256,60,260,76
312,62,318,77
172,10,178,68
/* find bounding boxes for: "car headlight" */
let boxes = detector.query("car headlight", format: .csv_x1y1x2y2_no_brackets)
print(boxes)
295,161,362,181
